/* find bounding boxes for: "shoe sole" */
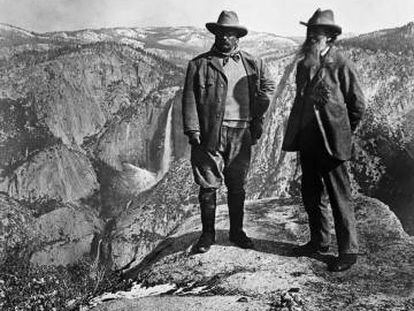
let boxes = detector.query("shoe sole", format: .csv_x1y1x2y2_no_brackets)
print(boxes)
229,239,254,249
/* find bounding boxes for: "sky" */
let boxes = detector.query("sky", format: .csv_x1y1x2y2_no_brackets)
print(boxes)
0,0,413,36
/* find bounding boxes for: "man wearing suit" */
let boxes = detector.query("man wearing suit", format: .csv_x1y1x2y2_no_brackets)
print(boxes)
282,9,366,271
182,11,275,254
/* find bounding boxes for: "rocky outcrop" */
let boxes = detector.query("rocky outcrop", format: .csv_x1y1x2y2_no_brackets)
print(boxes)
0,39,186,265
0,144,98,203
0,193,103,267
109,159,198,270
345,48,414,234
0,194,36,264
92,195,414,311
30,203,104,266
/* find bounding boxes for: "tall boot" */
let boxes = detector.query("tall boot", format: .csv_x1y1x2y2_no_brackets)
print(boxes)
228,190,254,249
193,188,216,254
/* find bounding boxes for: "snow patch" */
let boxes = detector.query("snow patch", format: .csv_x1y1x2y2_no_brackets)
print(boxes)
119,38,145,49
75,30,111,42
158,38,185,47
91,283,177,304
113,28,140,38
0,24,34,37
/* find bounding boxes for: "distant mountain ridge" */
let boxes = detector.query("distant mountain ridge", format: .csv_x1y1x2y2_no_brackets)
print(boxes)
0,23,299,67
341,21,414,55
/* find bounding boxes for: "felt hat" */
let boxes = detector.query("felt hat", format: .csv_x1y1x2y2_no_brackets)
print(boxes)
300,9,342,35
206,10,248,38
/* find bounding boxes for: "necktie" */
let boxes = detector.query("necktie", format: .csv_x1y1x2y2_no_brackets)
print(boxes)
223,52,240,66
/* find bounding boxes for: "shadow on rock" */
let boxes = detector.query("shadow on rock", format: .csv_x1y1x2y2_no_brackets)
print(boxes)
124,229,335,280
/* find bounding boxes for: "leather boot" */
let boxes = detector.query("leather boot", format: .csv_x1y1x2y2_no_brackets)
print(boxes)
228,190,254,249
328,253,357,272
193,188,216,254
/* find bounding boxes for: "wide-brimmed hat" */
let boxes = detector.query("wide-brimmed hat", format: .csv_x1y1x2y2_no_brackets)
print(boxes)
206,10,248,38
300,9,342,35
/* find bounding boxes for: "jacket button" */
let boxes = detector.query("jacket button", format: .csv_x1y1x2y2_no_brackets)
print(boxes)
216,113,221,119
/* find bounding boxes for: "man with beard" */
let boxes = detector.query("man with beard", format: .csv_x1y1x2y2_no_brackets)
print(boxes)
282,9,366,272
182,10,275,254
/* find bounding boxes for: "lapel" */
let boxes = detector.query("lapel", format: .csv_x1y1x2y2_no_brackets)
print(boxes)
206,52,226,80
309,65,318,81
308,47,336,89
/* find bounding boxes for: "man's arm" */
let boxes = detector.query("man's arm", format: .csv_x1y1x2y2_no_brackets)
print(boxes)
254,58,276,118
182,61,201,145
340,59,366,132
250,58,276,142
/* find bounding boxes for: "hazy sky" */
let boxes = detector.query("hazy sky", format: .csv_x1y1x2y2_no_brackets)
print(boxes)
0,0,413,36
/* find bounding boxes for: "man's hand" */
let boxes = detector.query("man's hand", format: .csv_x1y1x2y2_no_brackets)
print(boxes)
188,132,201,146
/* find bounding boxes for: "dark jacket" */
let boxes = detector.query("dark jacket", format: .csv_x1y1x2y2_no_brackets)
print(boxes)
282,47,366,160
182,50,275,151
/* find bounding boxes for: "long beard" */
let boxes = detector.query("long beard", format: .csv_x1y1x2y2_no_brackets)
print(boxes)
299,38,324,68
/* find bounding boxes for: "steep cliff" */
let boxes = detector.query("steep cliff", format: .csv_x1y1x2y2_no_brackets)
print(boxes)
0,144,98,202
0,31,186,265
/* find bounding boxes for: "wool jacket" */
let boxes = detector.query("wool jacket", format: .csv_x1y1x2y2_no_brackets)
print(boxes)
282,47,366,160
182,50,275,151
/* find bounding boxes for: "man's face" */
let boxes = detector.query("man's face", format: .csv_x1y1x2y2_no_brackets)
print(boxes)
306,27,330,51
300,26,331,66
214,29,239,53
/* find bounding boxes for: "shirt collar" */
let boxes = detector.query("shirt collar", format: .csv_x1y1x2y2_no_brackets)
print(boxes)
320,46,330,57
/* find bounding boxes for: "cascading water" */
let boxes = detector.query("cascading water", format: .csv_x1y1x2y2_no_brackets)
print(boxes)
116,102,173,195
158,102,173,177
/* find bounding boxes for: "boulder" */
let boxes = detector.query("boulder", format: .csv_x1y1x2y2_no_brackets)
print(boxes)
30,203,104,266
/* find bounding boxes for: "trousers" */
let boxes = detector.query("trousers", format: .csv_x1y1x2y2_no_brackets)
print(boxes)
299,127,358,255
190,126,252,192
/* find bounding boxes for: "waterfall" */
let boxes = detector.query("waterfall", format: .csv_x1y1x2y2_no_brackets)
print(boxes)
158,102,173,177
118,162,157,194
117,102,173,196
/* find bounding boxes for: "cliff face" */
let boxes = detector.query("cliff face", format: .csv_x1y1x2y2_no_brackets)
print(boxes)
246,53,299,199
344,48,414,233
0,145,98,202
0,29,186,265
0,193,104,266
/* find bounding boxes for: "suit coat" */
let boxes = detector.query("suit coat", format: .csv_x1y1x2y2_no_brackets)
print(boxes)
182,50,275,151
282,47,366,161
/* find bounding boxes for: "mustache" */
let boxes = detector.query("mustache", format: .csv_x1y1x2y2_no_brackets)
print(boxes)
298,38,325,57
300,38,319,53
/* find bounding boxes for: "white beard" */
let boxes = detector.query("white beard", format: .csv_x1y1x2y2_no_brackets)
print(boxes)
300,39,325,68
